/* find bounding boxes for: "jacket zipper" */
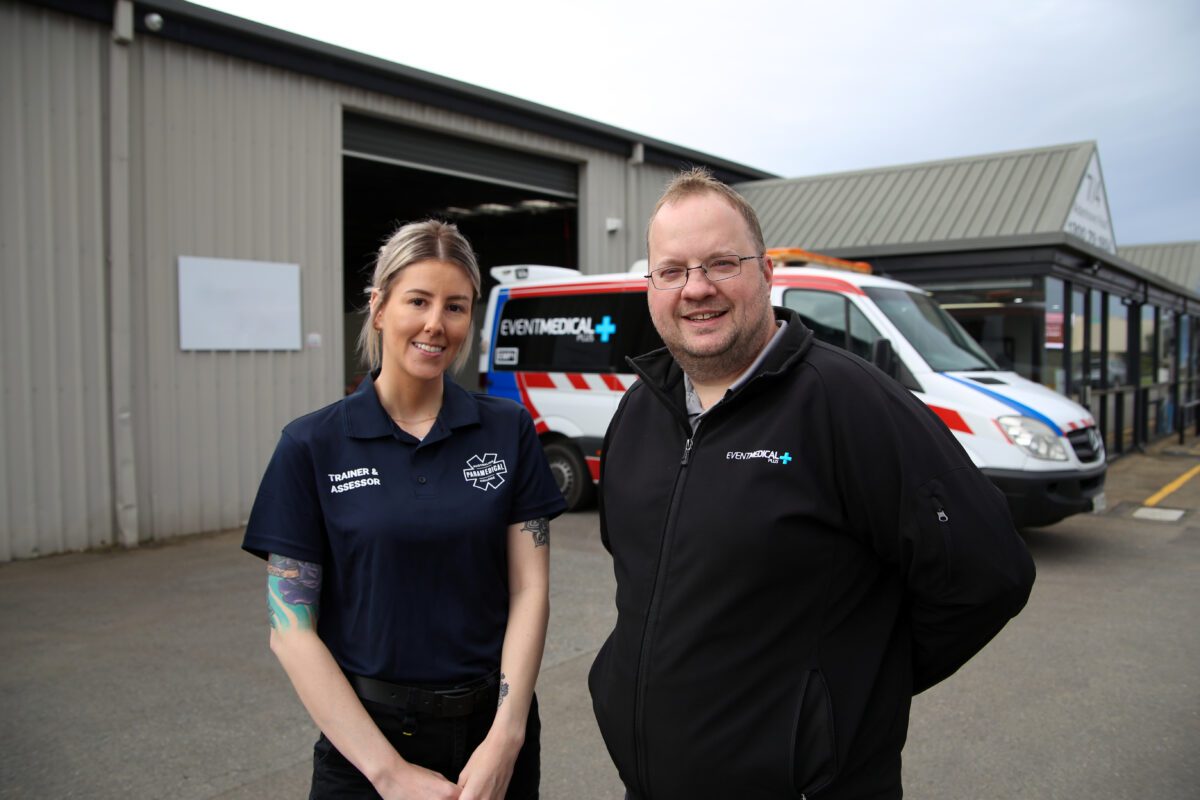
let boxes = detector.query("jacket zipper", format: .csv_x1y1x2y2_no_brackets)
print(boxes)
632,420,700,794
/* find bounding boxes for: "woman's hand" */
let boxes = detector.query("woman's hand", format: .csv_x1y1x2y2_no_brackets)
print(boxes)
456,730,523,800
375,760,462,800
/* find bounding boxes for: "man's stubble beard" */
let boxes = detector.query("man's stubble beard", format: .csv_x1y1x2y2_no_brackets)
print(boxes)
666,323,767,386
664,297,776,385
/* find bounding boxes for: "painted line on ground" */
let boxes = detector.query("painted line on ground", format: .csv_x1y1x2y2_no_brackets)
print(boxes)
1143,463,1200,507
1132,507,1186,522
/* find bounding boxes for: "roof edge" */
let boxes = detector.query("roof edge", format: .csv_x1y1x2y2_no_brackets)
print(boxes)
25,0,775,181
820,233,1200,302
1119,240,1200,250
738,141,1097,189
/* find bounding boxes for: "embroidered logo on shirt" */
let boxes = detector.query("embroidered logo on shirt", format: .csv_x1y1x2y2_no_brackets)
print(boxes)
725,450,792,465
462,453,508,491
328,467,381,493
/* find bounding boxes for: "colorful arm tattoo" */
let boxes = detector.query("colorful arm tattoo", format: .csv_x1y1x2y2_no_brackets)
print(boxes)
520,517,549,548
266,554,322,632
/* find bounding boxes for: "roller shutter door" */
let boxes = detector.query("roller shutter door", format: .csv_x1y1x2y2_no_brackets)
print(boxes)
344,112,578,198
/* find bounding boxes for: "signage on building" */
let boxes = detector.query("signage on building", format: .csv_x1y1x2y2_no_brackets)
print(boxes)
1045,311,1064,350
1064,152,1117,254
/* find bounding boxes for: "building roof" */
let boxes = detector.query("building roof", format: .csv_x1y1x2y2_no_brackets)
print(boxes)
1118,242,1200,294
737,141,1119,259
30,0,775,184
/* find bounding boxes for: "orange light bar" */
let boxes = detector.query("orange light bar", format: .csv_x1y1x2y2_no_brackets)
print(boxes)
765,247,872,274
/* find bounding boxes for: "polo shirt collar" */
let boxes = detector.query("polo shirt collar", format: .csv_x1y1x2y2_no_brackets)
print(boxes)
343,372,480,440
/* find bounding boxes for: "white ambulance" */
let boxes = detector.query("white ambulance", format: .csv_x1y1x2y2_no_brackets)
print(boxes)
478,250,1106,527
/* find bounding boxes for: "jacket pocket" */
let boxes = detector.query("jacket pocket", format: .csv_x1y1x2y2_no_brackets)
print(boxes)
916,476,955,589
588,635,640,791
790,669,837,797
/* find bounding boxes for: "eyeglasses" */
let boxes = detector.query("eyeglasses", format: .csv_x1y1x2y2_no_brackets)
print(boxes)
644,254,761,290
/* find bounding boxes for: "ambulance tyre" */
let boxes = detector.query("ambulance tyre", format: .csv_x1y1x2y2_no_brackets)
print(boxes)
544,441,594,511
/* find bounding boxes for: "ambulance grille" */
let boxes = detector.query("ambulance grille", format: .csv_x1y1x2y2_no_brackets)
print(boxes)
1067,427,1102,463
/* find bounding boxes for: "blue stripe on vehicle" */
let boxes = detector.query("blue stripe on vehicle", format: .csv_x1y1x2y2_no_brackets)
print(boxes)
942,374,1063,436
487,288,520,402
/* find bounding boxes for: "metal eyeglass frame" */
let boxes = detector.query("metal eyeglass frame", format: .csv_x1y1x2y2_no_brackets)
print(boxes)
643,254,762,290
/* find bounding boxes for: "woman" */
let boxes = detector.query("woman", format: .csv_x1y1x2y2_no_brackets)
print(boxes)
243,220,565,799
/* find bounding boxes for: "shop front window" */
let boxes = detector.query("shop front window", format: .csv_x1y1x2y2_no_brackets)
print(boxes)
925,277,1042,380
1044,277,1065,392
1141,305,1157,387
1070,286,1086,390
1088,290,1104,386
1102,295,1134,452
1183,315,1197,430
1108,295,1129,388
1152,307,1171,434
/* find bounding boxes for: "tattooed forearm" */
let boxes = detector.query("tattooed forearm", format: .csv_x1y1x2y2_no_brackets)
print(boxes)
497,672,510,708
521,517,549,548
266,554,322,632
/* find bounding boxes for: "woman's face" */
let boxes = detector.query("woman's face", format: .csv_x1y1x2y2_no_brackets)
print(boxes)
373,259,474,385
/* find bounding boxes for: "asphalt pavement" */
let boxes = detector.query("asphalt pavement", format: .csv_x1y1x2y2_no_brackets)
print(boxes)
2,440,1199,799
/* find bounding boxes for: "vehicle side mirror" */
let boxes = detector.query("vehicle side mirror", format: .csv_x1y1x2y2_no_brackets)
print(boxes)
871,338,900,379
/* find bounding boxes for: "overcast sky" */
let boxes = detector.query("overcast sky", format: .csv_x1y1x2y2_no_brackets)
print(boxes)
194,0,1198,246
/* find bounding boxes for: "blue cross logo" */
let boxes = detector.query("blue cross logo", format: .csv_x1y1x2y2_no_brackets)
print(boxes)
780,452,792,465
595,315,617,343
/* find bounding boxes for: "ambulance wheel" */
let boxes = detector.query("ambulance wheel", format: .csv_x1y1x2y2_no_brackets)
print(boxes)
544,441,594,511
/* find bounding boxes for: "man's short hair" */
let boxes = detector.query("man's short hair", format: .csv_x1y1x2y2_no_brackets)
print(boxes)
647,167,766,256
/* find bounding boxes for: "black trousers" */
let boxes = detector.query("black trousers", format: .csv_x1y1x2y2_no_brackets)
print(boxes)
309,693,540,799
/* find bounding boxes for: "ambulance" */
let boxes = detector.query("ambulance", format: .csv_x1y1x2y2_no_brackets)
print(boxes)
478,249,1107,527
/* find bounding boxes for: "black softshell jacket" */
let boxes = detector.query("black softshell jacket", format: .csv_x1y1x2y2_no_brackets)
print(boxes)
588,309,1036,800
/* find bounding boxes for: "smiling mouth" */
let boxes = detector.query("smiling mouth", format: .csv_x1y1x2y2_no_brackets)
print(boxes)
683,310,726,322
412,342,446,354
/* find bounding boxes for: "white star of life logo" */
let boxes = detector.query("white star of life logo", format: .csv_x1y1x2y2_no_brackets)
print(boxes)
462,453,508,491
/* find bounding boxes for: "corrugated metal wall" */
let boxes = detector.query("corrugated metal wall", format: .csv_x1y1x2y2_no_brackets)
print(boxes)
1,3,113,560
2,1,682,559
627,165,680,265
127,37,345,542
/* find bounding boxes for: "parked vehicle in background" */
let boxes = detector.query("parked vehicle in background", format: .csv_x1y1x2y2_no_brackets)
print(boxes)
479,252,1107,527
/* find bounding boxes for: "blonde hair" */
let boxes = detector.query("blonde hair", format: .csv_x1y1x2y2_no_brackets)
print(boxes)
647,166,766,257
357,220,482,373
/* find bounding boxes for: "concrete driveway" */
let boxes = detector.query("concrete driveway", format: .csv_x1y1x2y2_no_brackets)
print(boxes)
2,442,1198,798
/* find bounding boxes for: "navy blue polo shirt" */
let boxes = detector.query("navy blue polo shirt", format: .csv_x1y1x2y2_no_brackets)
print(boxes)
243,373,565,684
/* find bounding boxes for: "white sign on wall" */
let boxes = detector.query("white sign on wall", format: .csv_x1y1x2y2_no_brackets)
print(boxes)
1063,152,1117,254
178,256,301,350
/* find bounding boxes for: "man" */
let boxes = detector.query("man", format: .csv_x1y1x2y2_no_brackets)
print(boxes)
588,168,1035,799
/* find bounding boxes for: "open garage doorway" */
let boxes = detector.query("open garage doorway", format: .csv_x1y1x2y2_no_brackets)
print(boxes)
341,115,578,393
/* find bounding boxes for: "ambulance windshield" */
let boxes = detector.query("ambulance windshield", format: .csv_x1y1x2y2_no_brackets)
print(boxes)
864,287,997,372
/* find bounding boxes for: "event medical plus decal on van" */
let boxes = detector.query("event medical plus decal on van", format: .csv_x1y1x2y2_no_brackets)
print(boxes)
498,314,617,344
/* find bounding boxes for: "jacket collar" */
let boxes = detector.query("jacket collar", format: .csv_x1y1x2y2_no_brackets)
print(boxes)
628,307,814,406
343,372,480,441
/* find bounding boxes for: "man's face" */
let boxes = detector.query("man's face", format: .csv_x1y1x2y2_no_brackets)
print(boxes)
646,192,775,384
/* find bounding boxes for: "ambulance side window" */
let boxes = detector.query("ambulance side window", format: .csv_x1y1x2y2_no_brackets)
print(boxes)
493,293,662,373
782,289,881,360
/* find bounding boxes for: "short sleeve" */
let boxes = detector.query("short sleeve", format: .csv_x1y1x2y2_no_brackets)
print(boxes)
508,408,568,524
241,429,327,563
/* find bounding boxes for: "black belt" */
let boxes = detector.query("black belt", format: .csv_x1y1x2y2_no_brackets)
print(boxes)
347,672,499,718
